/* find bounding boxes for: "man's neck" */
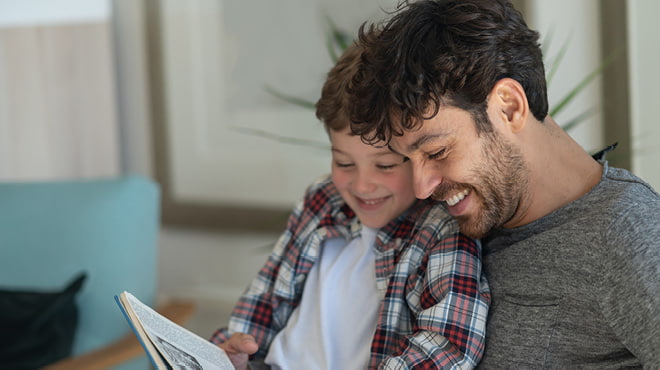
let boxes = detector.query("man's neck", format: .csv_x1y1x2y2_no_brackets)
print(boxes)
505,116,603,229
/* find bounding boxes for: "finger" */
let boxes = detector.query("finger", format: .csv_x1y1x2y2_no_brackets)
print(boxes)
223,333,258,354
236,334,259,354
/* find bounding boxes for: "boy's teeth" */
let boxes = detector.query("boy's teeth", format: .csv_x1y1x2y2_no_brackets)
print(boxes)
446,190,468,206
362,197,383,205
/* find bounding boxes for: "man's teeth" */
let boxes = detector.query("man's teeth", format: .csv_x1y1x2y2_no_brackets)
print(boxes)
446,190,469,206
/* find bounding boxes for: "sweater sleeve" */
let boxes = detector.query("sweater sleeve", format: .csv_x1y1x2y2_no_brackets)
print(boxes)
600,198,660,366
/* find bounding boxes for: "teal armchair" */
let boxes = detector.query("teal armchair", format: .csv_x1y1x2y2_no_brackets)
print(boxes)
0,175,192,369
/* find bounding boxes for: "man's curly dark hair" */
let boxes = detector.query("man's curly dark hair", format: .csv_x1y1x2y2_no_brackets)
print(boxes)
348,0,547,144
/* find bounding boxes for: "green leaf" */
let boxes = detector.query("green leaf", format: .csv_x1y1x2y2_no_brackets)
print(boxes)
540,24,556,56
550,46,622,117
231,126,329,150
325,30,341,63
323,14,352,62
332,29,351,52
264,85,317,109
560,107,597,132
545,37,570,86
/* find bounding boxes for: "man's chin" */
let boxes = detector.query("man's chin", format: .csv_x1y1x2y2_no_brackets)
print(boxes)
460,229,487,239
457,217,490,239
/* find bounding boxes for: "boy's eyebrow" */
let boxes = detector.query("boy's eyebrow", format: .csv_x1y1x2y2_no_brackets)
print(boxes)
373,150,403,158
387,143,402,156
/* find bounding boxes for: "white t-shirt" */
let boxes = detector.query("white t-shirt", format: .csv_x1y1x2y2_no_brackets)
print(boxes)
265,226,381,369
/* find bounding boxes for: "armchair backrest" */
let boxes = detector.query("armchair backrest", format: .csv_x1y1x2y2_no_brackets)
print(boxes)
0,175,160,357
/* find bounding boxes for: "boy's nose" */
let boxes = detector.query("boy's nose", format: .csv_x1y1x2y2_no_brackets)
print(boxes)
353,171,376,194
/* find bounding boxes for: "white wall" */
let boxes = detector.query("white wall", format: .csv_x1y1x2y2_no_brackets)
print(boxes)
157,0,399,209
527,0,604,153
628,0,660,190
111,0,154,177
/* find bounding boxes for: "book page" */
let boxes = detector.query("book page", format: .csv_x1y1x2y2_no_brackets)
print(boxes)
116,294,168,368
121,292,234,370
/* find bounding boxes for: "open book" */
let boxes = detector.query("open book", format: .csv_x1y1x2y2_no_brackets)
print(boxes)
115,291,234,370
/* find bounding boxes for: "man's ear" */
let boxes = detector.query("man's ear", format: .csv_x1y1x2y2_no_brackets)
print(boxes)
489,78,529,133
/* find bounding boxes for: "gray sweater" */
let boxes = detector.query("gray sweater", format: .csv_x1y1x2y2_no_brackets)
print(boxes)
477,163,660,369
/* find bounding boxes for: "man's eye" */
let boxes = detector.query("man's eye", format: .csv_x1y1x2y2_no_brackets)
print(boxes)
428,149,446,160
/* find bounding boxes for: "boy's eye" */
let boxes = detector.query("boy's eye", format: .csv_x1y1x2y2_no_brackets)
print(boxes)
335,161,353,168
376,163,397,170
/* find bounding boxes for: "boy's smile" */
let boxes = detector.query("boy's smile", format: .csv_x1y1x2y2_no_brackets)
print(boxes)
329,128,417,229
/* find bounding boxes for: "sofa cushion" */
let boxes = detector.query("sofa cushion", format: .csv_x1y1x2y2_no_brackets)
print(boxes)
0,273,86,369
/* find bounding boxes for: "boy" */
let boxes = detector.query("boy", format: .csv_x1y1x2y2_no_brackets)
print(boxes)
210,44,490,369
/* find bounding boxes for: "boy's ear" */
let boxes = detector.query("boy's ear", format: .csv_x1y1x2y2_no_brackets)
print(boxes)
489,78,529,133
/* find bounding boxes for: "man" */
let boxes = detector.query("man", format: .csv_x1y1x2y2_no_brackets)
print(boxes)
346,0,660,367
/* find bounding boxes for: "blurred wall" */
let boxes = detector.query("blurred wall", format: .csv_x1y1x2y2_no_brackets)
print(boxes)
628,0,660,189
0,0,120,180
527,0,604,153
112,0,154,177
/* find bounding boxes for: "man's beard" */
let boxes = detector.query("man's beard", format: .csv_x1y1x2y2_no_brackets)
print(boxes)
433,131,528,238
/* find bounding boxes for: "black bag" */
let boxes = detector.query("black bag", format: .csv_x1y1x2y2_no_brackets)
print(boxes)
0,272,87,370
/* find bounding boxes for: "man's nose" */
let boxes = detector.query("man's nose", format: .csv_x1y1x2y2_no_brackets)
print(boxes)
412,162,442,199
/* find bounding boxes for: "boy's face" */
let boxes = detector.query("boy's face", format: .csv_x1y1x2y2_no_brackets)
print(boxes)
330,127,417,229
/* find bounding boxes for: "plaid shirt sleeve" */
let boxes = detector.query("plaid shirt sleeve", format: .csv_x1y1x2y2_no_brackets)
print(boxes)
208,197,306,355
209,175,344,357
375,205,490,369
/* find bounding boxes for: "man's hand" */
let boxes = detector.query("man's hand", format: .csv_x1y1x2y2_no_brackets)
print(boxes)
217,333,259,370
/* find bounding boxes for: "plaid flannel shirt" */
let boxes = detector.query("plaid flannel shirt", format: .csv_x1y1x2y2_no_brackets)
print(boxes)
211,175,490,369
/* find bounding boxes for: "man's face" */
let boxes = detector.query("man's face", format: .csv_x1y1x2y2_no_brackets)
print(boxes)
388,105,529,238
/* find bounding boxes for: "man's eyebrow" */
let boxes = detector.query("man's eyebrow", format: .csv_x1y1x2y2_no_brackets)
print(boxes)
408,134,447,152
388,133,448,155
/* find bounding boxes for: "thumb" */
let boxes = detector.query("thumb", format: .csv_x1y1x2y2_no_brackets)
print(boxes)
237,334,259,354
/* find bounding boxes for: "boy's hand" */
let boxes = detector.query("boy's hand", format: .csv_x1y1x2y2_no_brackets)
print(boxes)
217,333,259,370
